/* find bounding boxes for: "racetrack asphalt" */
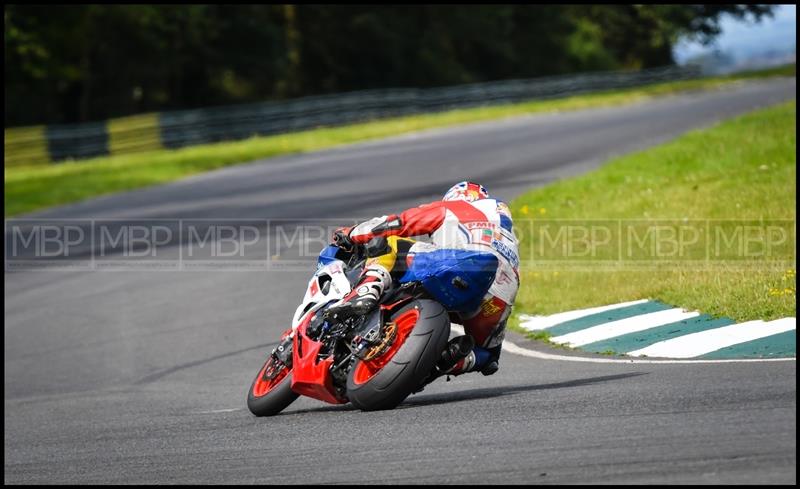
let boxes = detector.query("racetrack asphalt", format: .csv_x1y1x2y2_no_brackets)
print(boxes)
4,77,796,484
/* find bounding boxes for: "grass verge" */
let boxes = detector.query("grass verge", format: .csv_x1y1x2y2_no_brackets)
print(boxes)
510,100,796,331
5,64,795,217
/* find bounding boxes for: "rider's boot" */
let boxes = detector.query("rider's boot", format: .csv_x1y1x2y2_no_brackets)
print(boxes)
415,337,503,393
437,335,476,373
414,335,475,393
439,338,501,376
324,265,391,324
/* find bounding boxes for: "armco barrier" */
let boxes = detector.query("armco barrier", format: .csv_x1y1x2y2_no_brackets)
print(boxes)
4,65,701,166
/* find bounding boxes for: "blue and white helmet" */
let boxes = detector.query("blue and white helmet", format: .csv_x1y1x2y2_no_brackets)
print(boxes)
443,181,490,203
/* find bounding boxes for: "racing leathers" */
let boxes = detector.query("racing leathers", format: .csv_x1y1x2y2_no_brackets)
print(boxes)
327,198,520,376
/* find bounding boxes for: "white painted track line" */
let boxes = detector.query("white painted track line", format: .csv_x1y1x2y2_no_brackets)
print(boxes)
627,317,797,359
549,308,701,347
518,299,649,330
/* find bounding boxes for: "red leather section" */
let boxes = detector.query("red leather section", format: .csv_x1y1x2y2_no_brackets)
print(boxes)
462,296,508,346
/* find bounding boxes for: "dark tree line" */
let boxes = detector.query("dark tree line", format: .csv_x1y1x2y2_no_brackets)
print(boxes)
5,4,773,126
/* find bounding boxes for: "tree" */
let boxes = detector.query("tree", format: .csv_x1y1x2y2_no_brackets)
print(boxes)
4,4,777,126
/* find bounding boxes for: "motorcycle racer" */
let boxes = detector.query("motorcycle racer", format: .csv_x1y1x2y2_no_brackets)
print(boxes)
324,181,520,378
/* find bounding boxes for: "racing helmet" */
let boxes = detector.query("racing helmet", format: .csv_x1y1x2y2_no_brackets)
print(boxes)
442,181,490,202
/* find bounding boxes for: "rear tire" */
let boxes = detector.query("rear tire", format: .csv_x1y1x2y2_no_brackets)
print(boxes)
346,299,450,411
247,355,299,417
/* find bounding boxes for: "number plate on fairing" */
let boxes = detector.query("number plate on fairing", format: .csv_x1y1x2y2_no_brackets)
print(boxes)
291,259,352,329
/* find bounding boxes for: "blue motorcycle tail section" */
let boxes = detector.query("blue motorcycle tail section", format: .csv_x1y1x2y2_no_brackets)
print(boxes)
400,249,498,312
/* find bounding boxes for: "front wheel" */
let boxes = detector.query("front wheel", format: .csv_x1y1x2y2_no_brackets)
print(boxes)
247,345,299,417
346,299,450,411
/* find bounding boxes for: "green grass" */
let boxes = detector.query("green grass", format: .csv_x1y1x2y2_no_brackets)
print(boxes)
510,101,796,327
5,64,795,217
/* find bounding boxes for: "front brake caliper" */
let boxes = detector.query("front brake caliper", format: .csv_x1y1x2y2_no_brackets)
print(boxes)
272,336,294,367
358,321,398,361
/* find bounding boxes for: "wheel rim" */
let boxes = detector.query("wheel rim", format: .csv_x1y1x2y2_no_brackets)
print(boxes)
252,356,290,398
352,308,420,385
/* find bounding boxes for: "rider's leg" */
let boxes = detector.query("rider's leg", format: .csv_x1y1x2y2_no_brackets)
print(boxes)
324,236,414,322
444,296,511,376
444,259,519,376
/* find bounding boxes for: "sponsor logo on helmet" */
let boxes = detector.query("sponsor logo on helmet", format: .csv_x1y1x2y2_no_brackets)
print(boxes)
444,181,490,202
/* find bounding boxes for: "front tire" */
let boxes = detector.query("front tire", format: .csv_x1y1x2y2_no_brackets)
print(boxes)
247,354,299,417
346,299,450,411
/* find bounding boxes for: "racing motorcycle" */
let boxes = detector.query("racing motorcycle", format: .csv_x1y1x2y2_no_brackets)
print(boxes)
247,240,498,416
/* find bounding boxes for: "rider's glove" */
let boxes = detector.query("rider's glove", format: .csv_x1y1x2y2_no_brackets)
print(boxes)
332,226,355,252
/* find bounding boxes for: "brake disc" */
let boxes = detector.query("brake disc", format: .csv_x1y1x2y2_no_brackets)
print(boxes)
360,321,398,361
262,356,286,381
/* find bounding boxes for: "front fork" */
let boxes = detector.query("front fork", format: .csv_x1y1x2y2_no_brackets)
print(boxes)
264,330,294,381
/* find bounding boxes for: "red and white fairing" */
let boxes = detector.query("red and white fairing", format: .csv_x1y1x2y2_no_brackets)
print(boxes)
291,260,352,330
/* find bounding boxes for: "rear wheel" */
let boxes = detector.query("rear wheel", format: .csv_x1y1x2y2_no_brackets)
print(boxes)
346,299,450,411
247,343,299,417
